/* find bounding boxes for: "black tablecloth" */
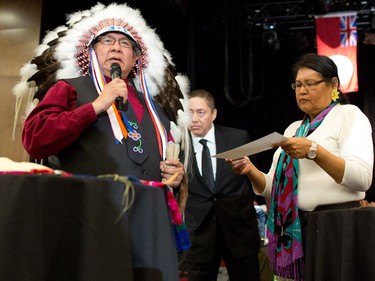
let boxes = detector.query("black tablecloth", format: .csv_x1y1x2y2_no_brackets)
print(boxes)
305,207,375,281
0,174,179,281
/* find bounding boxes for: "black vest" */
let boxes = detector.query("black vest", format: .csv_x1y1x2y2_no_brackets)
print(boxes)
49,76,170,181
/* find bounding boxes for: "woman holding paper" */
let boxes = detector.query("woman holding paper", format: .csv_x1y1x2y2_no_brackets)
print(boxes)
226,53,373,281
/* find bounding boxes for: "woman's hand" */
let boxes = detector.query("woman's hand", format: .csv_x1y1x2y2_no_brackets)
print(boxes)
226,156,266,194
225,156,252,175
273,137,312,159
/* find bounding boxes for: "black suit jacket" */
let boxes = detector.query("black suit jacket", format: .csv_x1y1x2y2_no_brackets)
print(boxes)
185,125,260,263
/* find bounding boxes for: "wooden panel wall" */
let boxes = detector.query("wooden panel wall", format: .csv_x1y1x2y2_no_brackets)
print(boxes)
0,0,42,161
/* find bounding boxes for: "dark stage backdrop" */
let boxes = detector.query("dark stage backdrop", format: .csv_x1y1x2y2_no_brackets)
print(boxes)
40,0,375,183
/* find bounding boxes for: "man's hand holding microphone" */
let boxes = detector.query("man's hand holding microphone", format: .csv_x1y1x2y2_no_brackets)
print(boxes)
92,62,128,114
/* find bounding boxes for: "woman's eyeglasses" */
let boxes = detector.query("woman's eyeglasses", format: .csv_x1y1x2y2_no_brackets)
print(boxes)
291,79,326,90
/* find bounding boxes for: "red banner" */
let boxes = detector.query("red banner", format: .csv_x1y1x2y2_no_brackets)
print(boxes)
315,12,358,93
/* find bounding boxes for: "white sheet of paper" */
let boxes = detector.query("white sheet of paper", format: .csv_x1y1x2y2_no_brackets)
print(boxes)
212,132,287,159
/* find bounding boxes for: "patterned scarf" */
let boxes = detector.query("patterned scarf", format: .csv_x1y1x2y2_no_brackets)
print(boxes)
266,102,337,280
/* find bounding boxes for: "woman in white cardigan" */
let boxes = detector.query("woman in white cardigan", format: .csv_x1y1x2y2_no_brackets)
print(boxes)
226,53,373,281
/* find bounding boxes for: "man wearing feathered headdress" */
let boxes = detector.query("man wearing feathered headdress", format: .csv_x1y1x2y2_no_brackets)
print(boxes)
13,2,191,212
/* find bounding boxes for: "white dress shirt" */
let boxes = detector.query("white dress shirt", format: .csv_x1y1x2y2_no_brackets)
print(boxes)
192,125,217,180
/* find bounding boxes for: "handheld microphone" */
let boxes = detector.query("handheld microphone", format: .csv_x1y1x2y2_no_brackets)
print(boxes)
110,63,127,111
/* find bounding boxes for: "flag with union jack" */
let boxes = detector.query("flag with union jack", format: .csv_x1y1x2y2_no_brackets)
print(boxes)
315,12,358,93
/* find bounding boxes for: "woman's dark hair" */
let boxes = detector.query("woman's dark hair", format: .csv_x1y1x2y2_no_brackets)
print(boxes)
292,53,348,104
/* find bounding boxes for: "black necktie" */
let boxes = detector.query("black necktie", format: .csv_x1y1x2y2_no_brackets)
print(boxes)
199,139,215,191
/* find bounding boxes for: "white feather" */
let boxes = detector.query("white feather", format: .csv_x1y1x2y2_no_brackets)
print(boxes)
34,44,49,56
12,81,30,99
175,74,190,96
19,63,38,81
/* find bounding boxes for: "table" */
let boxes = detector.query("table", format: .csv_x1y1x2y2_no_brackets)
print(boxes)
304,207,375,281
0,174,179,281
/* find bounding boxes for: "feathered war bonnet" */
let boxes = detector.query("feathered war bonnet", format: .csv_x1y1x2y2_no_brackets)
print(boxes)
12,2,191,167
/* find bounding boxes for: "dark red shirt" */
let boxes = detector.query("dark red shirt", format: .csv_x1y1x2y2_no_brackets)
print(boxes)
22,79,147,159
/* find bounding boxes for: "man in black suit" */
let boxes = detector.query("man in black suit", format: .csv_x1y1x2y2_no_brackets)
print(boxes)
183,89,261,281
